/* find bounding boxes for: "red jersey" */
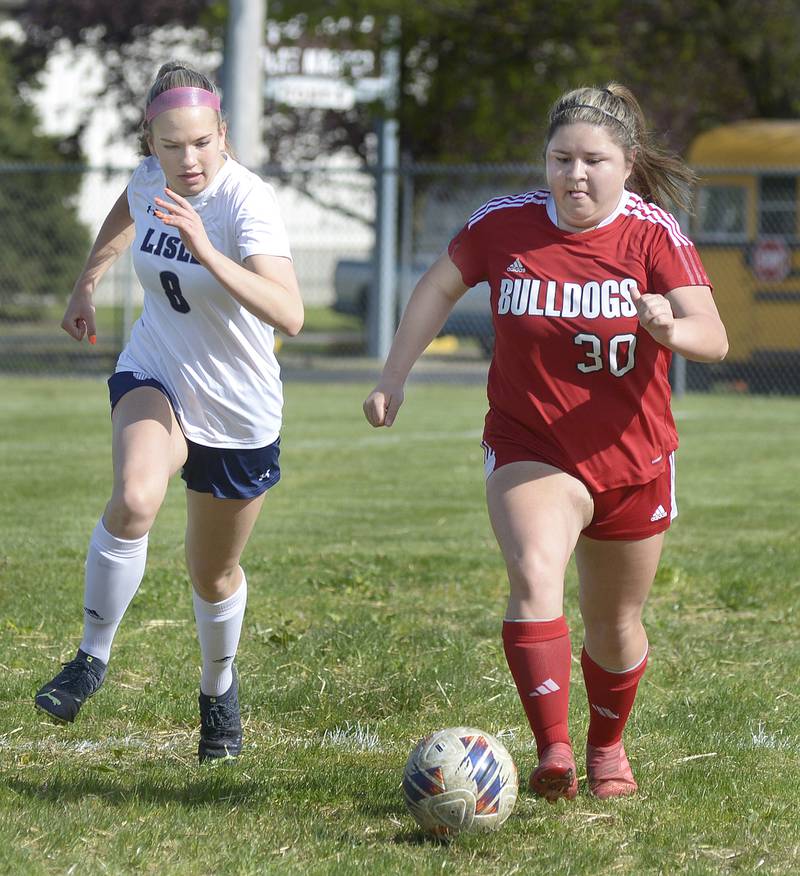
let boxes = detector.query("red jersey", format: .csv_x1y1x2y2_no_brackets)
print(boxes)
447,189,711,491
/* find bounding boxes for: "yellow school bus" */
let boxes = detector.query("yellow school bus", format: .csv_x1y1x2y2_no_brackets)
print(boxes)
688,119,800,391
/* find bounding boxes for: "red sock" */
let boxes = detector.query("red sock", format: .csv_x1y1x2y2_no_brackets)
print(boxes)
581,647,648,747
502,617,571,756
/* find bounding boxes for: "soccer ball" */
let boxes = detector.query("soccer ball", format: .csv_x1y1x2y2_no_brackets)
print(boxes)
402,727,518,836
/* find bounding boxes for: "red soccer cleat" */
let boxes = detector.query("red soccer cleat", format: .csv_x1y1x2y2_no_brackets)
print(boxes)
586,742,638,799
528,742,578,802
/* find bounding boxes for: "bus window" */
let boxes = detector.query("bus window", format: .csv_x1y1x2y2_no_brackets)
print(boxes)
758,175,796,237
696,184,747,241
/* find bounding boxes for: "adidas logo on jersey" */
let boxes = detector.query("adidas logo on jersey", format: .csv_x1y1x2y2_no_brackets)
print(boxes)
650,504,668,522
591,703,621,720
528,678,560,697
506,257,526,272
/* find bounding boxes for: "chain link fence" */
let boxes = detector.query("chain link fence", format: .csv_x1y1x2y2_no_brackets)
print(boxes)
1,162,799,393
0,164,375,374
397,163,800,393
397,163,546,360
690,167,800,392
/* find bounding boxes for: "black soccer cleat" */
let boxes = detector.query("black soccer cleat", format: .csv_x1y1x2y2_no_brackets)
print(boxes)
198,667,243,763
35,649,107,724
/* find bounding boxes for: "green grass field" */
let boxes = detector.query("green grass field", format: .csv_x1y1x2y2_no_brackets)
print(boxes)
1,377,798,875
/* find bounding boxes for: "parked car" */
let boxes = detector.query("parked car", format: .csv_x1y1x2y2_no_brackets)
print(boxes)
333,257,494,354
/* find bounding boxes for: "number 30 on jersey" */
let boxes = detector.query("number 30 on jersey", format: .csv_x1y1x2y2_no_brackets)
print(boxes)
574,332,636,377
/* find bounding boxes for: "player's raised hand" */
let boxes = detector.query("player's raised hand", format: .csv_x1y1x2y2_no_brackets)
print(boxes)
630,287,676,346
363,382,404,428
154,188,214,264
61,287,97,344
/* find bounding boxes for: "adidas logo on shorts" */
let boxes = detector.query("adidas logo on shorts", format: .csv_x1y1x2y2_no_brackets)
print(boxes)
650,504,668,522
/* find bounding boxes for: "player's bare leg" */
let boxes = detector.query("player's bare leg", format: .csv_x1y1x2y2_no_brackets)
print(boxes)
35,387,188,723
576,532,664,798
105,387,189,538
185,490,266,762
184,490,265,601
487,461,593,619
487,461,593,801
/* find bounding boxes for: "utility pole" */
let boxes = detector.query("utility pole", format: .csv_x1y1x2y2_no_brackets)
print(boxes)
368,16,401,359
222,0,266,169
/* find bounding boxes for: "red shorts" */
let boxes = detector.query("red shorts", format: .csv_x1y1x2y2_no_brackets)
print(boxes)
481,437,677,541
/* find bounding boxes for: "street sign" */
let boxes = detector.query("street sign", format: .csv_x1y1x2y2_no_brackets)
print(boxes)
264,45,391,109
264,73,392,110
751,238,792,282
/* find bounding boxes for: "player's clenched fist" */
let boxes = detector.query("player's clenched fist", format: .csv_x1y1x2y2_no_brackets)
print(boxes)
61,287,98,344
630,287,676,346
363,383,404,427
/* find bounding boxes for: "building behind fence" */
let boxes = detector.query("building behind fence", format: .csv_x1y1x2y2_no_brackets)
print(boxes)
1,160,799,393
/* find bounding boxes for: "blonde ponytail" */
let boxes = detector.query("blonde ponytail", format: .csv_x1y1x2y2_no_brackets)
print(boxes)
139,61,233,157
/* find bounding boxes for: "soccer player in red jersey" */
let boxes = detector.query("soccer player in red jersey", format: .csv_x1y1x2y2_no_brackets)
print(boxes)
364,83,728,801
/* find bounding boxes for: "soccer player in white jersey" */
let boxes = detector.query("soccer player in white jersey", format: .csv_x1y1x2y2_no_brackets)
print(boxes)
35,62,303,762
365,83,728,800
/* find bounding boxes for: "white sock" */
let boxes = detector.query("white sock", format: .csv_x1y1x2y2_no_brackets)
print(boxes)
193,572,247,697
79,518,148,664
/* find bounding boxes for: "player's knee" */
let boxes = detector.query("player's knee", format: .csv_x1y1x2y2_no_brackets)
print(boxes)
188,561,240,602
583,613,643,647
106,482,163,536
506,550,561,595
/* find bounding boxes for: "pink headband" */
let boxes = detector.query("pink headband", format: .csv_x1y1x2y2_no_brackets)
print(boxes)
145,87,221,123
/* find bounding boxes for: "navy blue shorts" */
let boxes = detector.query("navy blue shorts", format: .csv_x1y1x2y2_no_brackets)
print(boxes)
108,371,281,500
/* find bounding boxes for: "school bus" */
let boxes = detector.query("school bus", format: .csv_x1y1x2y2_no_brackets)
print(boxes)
687,119,800,391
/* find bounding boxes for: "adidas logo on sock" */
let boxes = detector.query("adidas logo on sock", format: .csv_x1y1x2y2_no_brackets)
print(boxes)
591,703,621,719
650,504,668,522
506,257,525,272
528,678,560,697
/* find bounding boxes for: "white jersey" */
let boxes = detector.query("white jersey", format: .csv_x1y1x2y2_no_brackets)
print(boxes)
118,154,292,448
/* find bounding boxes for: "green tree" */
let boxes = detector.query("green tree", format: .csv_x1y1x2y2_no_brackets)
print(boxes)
15,0,800,162
613,0,800,151
0,42,90,317
268,0,800,160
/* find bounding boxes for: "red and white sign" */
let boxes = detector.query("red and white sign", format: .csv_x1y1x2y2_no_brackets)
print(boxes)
751,238,792,282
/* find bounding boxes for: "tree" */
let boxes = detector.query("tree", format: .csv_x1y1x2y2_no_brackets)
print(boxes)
613,0,800,152
15,0,225,150
268,0,800,160
260,0,618,163
0,41,90,318
14,0,800,163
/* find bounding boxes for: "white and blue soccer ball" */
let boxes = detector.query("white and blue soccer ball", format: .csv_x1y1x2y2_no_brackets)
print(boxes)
402,727,518,836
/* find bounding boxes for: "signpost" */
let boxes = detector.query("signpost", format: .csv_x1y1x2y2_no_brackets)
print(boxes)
264,20,401,359
223,0,266,169
264,45,391,109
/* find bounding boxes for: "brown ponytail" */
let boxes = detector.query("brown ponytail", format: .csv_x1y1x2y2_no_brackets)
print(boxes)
545,82,696,213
